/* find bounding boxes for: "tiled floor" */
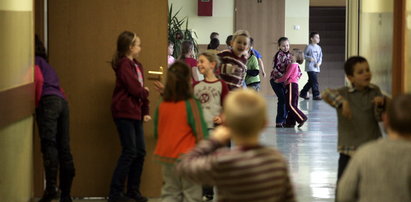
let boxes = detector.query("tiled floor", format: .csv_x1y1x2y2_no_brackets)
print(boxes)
49,96,338,202
261,96,338,202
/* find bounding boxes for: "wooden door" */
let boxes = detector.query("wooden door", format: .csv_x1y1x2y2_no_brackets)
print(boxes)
34,0,167,197
235,0,285,96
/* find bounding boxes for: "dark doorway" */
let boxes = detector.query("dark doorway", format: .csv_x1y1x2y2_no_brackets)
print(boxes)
310,6,346,90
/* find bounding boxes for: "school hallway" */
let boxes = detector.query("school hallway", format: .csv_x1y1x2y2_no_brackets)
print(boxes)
261,96,338,202
46,96,337,202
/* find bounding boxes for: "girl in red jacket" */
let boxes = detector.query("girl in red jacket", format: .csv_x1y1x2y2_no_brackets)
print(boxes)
109,31,151,202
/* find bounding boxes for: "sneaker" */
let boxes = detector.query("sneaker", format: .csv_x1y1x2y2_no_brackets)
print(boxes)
300,94,309,100
60,196,73,202
313,96,322,100
39,188,60,202
130,195,148,202
108,193,132,202
298,119,307,128
275,123,283,128
203,195,213,201
283,124,295,128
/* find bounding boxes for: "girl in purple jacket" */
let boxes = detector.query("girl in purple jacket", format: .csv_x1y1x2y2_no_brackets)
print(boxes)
109,31,151,202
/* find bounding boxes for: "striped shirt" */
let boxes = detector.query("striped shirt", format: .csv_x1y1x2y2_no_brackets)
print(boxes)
217,50,247,90
271,50,292,80
177,139,296,202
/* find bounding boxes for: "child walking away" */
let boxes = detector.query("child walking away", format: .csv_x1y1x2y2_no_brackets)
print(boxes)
194,51,229,201
322,56,387,182
270,37,292,128
34,35,75,202
338,94,411,202
154,61,209,202
300,32,323,100
275,49,307,128
109,31,151,202
180,40,202,82
218,30,250,90
177,89,296,202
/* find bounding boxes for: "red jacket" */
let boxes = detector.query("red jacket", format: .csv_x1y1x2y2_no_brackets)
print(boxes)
111,57,149,120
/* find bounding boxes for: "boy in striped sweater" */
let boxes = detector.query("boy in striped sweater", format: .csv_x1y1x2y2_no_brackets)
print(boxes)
177,89,296,202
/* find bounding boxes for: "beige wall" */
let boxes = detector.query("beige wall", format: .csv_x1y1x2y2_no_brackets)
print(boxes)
359,0,393,95
285,0,310,88
406,0,411,92
310,0,346,6
0,0,34,201
168,0,234,44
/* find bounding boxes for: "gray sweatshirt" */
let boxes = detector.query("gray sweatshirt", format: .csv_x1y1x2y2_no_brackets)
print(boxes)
304,43,323,72
337,138,411,202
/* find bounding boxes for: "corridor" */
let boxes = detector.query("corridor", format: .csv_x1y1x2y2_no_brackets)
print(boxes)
262,96,338,202
64,96,338,202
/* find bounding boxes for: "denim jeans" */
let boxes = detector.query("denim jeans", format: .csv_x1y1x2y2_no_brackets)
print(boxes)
36,95,75,197
301,71,320,97
110,118,146,198
270,79,288,124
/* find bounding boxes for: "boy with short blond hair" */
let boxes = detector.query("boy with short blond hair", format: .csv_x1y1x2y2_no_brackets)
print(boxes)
177,89,296,202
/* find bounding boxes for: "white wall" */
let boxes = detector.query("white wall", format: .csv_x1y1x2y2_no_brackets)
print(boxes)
285,0,309,45
168,0,234,44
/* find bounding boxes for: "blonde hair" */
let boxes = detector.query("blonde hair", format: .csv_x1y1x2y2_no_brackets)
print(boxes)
223,89,267,137
198,51,220,67
231,30,250,43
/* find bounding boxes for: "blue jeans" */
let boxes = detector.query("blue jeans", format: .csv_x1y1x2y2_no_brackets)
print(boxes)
270,79,287,124
301,71,320,97
110,118,146,198
36,95,75,197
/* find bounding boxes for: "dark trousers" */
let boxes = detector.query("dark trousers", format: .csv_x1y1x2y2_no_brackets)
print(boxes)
270,79,288,124
110,118,146,198
301,71,320,97
285,83,307,125
337,153,351,181
36,95,75,197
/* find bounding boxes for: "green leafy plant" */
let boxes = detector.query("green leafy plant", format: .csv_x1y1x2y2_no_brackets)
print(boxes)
168,4,198,59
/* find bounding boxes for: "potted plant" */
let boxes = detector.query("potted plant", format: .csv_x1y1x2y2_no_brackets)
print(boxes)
168,4,198,59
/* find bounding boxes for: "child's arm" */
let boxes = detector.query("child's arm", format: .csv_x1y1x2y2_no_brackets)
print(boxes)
187,99,209,140
176,126,231,185
275,64,294,83
317,47,323,66
304,46,314,62
322,88,352,118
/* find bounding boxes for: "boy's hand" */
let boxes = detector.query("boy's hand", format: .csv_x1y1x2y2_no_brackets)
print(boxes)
341,101,352,119
153,81,164,95
309,57,315,62
143,115,151,122
144,86,150,92
213,116,223,124
373,96,385,107
212,126,231,144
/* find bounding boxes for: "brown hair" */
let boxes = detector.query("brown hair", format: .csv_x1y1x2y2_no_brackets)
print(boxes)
179,40,194,60
344,56,368,76
387,94,411,136
292,48,304,64
112,31,137,69
163,61,193,102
